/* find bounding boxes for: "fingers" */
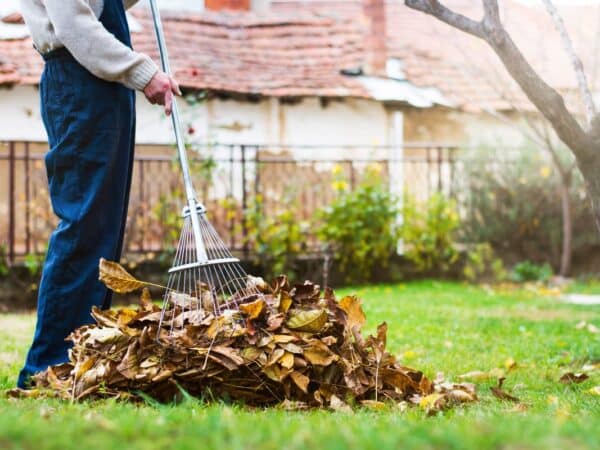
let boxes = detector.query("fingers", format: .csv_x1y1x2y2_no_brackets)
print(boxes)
164,90,173,116
143,72,181,115
170,77,182,96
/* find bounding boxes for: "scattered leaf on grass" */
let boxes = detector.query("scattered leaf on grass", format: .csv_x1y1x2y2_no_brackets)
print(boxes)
559,372,589,384
504,358,517,371
588,386,600,396
458,367,504,381
582,362,600,372
490,377,520,403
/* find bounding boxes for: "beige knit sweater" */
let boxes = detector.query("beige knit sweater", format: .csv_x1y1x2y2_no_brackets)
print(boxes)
20,0,158,90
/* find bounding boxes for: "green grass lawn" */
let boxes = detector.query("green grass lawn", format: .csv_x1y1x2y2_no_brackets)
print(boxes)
1,280,599,450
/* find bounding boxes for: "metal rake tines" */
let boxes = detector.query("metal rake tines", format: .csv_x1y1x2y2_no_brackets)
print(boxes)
158,207,264,337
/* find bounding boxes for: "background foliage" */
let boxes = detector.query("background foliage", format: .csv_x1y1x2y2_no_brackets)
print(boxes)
316,165,401,283
458,147,599,269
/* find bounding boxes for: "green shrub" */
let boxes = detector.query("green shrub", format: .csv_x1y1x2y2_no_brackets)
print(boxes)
511,260,553,283
316,166,400,283
0,244,8,278
245,194,308,280
400,192,460,272
463,243,507,283
23,252,44,277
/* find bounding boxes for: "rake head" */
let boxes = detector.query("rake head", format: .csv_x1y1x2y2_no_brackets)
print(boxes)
158,203,265,337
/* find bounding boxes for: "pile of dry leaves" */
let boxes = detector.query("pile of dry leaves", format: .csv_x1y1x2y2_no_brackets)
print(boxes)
31,261,477,413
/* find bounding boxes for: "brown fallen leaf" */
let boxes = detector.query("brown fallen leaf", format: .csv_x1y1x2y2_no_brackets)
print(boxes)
458,367,505,381
290,371,310,393
490,377,520,403
329,395,353,413
559,372,589,384
239,298,266,320
5,388,44,399
99,259,163,294
286,309,328,333
339,295,366,330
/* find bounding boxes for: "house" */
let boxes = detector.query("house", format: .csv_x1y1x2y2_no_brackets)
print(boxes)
0,0,598,259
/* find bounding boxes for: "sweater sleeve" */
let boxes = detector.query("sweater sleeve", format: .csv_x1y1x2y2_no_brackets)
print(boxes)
123,0,141,10
44,0,158,90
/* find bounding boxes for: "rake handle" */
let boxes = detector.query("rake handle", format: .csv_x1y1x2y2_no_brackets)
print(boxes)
148,0,208,263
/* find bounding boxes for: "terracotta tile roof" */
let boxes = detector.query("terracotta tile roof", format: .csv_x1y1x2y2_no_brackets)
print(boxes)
2,0,599,112
0,9,370,98
273,0,600,113
0,36,38,86
132,9,369,97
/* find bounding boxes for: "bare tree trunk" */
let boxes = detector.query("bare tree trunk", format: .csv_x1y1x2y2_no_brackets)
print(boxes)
577,153,600,232
558,174,572,276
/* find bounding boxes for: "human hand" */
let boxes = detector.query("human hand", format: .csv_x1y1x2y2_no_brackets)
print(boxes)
143,71,181,115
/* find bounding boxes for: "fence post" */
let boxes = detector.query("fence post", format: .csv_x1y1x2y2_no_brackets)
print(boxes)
8,142,16,265
241,145,249,259
228,144,235,249
389,111,404,254
254,145,260,198
448,147,456,197
25,142,31,255
139,159,145,252
437,146,443,193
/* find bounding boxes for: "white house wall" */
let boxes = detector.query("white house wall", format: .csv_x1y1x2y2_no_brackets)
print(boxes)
0,86,47,142
0,87,391,150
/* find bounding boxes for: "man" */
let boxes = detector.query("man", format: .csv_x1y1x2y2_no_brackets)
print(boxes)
17,0,179,388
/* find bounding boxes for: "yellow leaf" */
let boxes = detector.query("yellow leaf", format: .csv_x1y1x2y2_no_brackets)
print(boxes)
458,370,492,381
504,358,517,371
588,386,600,396
239,298,265,320
272,335,297,344
286,309,328,333
278,294,293,314
419,393,444,411
241,346,263,362
303,344,338,366
75,358,96,379
116,308,138,327
280,352,295,369
582,363,600,372
339,296,366,330
99,258,149,294
266,348,285,367
360,400,386,410
290,371,310,393
402,350,417,360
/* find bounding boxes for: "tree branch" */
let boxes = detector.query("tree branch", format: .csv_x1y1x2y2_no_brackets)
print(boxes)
483,0,500,25
542,0,596,128
405,0,592,157
404,0,484,38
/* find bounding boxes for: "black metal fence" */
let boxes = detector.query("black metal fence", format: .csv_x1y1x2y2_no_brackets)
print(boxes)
0,141,459,264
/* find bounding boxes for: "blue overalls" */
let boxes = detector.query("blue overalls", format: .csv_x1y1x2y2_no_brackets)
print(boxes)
18,0,136,388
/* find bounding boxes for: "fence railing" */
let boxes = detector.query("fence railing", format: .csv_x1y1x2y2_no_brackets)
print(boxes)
0,141,459,263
